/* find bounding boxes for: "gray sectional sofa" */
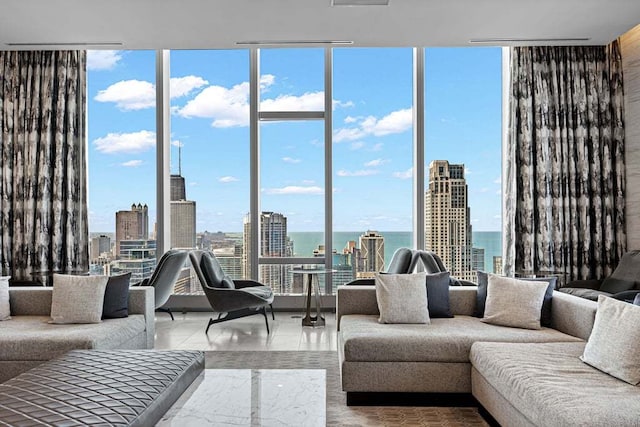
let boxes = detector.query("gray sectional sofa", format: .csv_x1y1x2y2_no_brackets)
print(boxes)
0,286,155,383
337,285,640,426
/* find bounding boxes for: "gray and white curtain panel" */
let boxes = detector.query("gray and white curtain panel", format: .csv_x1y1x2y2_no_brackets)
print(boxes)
0,51,88,284
504,42,626,281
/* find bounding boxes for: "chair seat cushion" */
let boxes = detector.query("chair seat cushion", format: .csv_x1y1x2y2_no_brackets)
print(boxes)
559,288,611,301
240,286,273,301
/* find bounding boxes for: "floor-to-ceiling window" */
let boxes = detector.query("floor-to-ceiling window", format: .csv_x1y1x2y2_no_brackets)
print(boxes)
424,48,503,280
87,50,157,283
332,48,414,289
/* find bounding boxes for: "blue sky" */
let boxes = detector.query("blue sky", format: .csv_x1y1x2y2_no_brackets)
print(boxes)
86,47,502,234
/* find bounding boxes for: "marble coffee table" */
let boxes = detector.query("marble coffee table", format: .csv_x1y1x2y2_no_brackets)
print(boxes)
158,369,326,426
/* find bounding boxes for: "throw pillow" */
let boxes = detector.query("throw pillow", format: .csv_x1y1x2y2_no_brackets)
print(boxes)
599,276,636,294
50,274,108,324
375,272,429,324
425,271,453,318
481,274,548,330
102,273,131,319
475,271,557,327
634,294,640,306
0,276,10,321
201,252,234,289
581,296,640,385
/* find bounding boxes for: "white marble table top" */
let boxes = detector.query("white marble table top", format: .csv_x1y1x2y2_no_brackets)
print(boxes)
158,369,326,427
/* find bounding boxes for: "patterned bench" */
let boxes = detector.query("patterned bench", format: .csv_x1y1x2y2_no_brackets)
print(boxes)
0,350,204,426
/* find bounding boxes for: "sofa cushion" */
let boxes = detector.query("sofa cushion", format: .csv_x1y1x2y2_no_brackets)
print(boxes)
375,272,429,324
482,275,548,330
0,315,146,361
50,274,108,324
426,272,453,318
475,271,556,326
340,314,582,363
0,276,10,321
581,296,640,385
471,341,640,426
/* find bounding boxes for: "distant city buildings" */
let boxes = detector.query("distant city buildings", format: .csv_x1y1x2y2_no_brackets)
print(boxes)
425,160,475,282
472,247,485,272
90,234,111,261
115,203,149,256
170,172,196,249
493,256,503,275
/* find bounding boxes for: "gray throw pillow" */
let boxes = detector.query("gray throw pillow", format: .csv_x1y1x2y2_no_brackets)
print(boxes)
634,294,640,306
426,271,453,318
0,276,10,321
600,276,636,294
50,274,109,324
375,272,429,324
581,296,640,385
475,271,557,327
482,274,548,330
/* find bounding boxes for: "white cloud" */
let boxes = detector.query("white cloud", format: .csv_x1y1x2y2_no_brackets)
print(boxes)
350,142,365,151
93,130,156,154
371,143,384,151
392,167,413,179
334,108,412,142
494,176,502,184
266,186,323,195
336,169,378,177
219,176,239,183
261,91,324,111
177,82,250,127
87,50,123,70
121,159,143,167
189,182,198,186
302,180,315,185
493,214,502,219
260,74,275,89
479,187,489,193
170,76,208,98
344,116,359,124
282,157,301,164
171,140,184,147
95,80,155,110
364,158,389,167
465,167,473,175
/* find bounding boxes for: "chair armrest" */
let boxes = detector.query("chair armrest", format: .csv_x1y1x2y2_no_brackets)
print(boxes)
562,279,602,290
344,278,375,286
611,290,640,302
233,279,265,289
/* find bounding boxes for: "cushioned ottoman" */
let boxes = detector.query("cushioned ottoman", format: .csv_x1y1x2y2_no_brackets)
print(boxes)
0,350,204,426
470,342,640,427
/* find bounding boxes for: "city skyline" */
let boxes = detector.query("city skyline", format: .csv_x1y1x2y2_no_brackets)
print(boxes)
87,48,502,234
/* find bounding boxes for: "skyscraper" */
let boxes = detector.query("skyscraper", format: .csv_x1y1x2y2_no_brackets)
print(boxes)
425,160,474,282
358,230,385,278
90,234,111,261
171,200,196,248
170,174,186,202
243,212,293,293
472,247,485,273
115,203,148,256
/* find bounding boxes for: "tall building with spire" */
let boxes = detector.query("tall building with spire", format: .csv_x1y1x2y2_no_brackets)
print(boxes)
358,230,385,278
170,143,196,249
425,160,474,282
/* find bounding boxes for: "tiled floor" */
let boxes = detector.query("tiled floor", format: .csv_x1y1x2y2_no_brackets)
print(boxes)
154,311,337,351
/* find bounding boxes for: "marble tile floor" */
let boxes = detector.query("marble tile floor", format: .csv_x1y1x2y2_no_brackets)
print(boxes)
154,311,338,352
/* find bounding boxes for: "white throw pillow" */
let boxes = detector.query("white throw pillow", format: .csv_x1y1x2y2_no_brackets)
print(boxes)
0,276,11,321
481,274,548,330
50,274,109,324
375,272,429,324
581,296,640,385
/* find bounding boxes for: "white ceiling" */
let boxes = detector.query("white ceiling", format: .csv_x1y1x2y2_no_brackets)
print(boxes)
1,0,639,50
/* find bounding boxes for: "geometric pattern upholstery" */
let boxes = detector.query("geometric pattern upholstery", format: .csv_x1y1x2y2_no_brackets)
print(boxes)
0,350,204,426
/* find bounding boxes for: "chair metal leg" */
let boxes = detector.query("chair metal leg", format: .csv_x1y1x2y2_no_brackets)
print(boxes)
270,303,275,320
262,306,270,334
205,307,271,334
157,307,174,321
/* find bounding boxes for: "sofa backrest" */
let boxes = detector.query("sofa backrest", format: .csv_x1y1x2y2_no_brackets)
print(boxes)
551,291,597,340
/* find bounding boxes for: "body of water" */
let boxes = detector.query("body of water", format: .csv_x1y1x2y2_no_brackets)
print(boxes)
288,231,502,272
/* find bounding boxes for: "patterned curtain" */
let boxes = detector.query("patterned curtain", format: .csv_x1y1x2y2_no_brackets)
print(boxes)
504,42,626,281
0,51,88,285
